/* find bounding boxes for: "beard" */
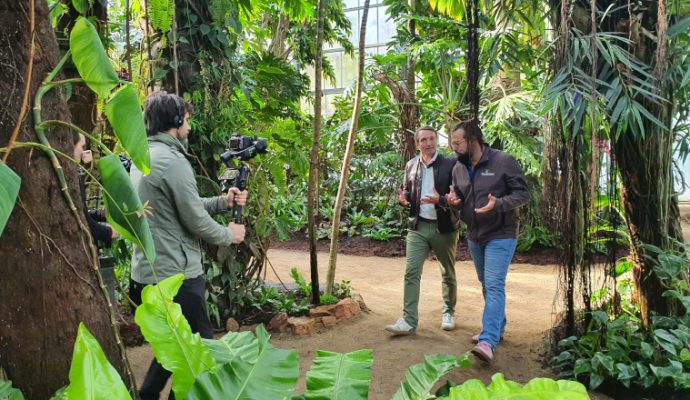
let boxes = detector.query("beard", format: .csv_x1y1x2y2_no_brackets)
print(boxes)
456,151,471,165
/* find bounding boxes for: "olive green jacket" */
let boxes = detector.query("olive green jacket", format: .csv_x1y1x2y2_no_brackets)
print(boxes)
130,133,233,284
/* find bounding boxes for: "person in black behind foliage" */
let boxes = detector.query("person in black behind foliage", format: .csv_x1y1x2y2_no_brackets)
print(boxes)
73,133,118,247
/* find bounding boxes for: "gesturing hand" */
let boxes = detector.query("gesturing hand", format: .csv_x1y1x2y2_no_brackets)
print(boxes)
397,187,410,207
475,194,496,214
445,185,462,206
421,188,440,205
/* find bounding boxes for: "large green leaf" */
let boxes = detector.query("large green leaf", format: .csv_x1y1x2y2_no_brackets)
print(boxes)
0,380,25,400
0,162,20,237
65,323,131,400
442,373,590,400
392,353,470,400
202,331,260,365
104,85,151,174
72,0,91,14
187,325,299,400
303,349,373,400
134,274,216,399
69,17,119,98
98,155,155,264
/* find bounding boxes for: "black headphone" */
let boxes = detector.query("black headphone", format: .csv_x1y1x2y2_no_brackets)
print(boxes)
172,95,184,128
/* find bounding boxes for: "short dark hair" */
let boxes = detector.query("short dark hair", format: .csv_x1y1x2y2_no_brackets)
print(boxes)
143,91,194,136
452,119,484,145
414,126,438,142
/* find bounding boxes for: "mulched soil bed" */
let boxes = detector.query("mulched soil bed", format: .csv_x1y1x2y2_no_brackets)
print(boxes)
271,232,562,265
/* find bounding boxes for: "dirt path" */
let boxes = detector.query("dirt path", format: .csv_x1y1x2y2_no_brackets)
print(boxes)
127,249,565,399
268,249,560,398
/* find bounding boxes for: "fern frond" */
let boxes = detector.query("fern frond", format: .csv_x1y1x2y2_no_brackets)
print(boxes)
148,0,175,33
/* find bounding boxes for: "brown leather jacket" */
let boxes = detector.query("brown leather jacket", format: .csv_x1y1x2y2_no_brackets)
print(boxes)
403,153,461,234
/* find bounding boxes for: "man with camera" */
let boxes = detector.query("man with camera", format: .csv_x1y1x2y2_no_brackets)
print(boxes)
129,91,247,399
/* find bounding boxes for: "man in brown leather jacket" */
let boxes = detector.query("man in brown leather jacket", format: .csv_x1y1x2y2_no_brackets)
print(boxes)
386,126,461,336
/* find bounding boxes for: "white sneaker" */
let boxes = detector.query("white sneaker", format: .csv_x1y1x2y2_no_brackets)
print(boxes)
385,317,416,335
441,313,455,330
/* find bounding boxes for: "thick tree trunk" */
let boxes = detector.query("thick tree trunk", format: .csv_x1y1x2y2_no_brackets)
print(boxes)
0,1,133,398
373,72,417,163
615,125,681,324
613,0,684,326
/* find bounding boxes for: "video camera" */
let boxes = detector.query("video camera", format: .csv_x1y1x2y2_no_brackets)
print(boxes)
218,134,267,223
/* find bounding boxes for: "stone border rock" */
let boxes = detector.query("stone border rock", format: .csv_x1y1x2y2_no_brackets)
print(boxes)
260,294,369,336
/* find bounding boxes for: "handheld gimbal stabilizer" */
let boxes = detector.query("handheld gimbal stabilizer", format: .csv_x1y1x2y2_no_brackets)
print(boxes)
218,134,267,223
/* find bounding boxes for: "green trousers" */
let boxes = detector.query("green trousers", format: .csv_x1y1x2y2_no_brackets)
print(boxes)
403,220,459,328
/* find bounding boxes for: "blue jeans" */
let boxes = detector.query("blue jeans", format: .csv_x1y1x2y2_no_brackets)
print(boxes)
467,238,517,349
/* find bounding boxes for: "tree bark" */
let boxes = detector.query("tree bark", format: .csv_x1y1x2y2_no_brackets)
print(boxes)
613,0,684,326
325,0,370,295
373,72,417,163
0,1,133,397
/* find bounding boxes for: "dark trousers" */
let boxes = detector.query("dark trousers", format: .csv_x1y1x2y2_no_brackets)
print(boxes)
129,276,214,400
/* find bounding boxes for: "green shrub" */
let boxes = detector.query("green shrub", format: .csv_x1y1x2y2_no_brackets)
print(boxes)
320,294,339,305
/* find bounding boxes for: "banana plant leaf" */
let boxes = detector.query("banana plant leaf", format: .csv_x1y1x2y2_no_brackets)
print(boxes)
0,162,20,237
104,85,150,174
98,154,155,264
202,331,260,365
187,325,299,400
69,17,119,98
392,353,470,400
134,274,216,399
65,323,132,400
441,373,590,400
0,380,24,400
303,349,373,400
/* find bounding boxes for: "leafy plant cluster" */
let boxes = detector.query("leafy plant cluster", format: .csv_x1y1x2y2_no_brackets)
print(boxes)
553,243,690,397
0,273,589,400
211,267,354,326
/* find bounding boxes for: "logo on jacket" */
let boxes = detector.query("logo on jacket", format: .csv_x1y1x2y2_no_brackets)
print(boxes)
480,169,495,176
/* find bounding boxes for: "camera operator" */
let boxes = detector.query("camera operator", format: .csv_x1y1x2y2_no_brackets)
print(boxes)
129,91,247,400
73,133,119,247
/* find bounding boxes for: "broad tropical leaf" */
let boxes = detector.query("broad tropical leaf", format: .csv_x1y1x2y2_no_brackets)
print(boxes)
134,274,217,399
72,0,91,14
69,17,119,98
49,387,68,400
202,331,260,365
65,323,132,400
441,373,590,399
104,85,151,174
303,349,373,400
428,0,466,19
0,379,24,400
392,353,470,400
98,155,155,264
186,325,299,400
0,162,20,237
